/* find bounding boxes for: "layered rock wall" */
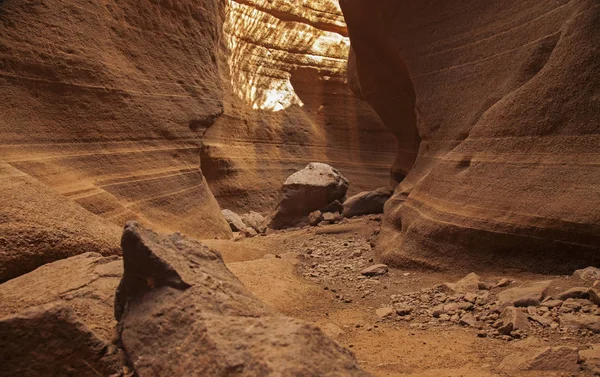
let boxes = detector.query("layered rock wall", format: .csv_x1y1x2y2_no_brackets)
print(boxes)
0,0,231,240
341,0,600,272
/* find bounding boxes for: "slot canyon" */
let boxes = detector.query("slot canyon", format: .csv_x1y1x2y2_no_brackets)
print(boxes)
0,0,599,376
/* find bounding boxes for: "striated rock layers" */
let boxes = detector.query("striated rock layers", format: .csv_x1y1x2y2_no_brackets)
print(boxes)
340,0,600,272
116,222,370,376
0,0,231,240
0,163,121,282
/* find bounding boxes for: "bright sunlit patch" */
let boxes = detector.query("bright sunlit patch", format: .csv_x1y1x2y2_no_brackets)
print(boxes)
224,0,349,112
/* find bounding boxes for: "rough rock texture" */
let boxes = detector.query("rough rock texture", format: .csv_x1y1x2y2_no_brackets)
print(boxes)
0,163,121,282
0,252,121,341
241,211,266,231
266,163,349,229
343,187,392,218
222,209,247,232
340,0,600,272
497,281,551,307
0,303,121,377
202,0,396,212
116,222,370,376
0,0,233,240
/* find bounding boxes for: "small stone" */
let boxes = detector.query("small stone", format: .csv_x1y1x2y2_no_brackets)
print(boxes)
431,306,445,318
376,307,395,319
395,304,413,316
464,292,478,303
443,303,459,315
361,264,389,277
574,267,600,282
458,302,474,311
557,287,590,300
497,307,529,335
528,314,554,327
540,299,563,309
308,211,323,226
443,273,481,293
589,280,600,306
495,278,511,288
497,280,551,307
322,212,335,223
242,227,258,238
561,314,600,333
350,250,362,258
459,313,477,327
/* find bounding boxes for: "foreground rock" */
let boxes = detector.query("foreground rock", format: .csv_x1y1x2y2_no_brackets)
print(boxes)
266,163,349,229
343,187,392,218
0,303,121,377
0,252,121,341
115,222,370,376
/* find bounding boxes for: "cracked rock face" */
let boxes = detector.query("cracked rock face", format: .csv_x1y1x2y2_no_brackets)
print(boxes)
116,222,370,376
341,0,600,273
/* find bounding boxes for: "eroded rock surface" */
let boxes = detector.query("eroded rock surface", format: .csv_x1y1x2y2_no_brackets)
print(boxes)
115,222,370,376
0,252,122,341
340,0,600,272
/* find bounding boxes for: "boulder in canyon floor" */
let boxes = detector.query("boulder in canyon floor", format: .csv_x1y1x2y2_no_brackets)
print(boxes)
115,222,370,376
343,187,392,218
265,163,349,230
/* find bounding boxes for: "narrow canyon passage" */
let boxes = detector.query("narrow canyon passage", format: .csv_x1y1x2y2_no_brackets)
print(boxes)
0,0,599,376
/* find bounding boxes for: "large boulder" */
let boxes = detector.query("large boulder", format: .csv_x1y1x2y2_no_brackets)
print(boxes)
115,222,370,376
340,0,600,273
0,303,121,377
266,163,350,229
343,187,392,218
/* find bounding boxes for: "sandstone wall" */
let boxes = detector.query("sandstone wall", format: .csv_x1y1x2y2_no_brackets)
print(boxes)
340,0,600,272
0,0,232,240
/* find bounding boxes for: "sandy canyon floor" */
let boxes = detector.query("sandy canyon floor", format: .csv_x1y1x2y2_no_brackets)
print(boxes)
204,217,599,377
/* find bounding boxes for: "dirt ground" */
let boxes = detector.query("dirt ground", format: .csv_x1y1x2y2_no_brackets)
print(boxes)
204,216,600,377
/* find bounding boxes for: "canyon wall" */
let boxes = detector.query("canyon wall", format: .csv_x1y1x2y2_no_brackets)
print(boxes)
340,0,600,273
0,0,231,241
